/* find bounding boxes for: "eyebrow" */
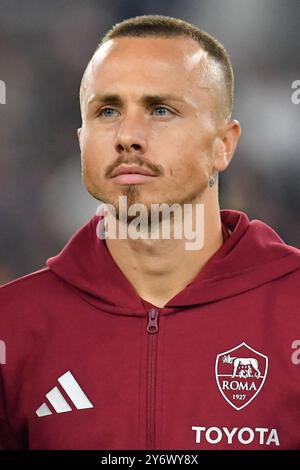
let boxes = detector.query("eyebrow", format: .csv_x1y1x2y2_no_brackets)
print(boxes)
87,93,187,108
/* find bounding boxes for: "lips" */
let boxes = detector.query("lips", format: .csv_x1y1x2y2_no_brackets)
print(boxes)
111,165,156,178
110,164,158,185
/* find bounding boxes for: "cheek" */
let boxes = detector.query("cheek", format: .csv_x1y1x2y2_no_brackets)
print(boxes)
170,134,213,180
80,129,111,172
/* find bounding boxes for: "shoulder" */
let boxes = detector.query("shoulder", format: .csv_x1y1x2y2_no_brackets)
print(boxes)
0,267,56,304
0,267,65,330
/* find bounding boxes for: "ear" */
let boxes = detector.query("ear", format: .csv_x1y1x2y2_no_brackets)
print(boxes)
213,119,241,172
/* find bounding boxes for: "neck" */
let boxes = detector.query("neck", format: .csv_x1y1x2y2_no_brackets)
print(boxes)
105,192,223,308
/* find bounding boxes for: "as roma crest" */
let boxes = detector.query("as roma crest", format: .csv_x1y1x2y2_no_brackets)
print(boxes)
215,342,268,411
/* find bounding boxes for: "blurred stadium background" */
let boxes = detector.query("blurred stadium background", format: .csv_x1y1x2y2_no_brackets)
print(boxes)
0,0,299,284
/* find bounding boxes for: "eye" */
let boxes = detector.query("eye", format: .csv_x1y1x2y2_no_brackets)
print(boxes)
152,106,173,117
98,107,120,118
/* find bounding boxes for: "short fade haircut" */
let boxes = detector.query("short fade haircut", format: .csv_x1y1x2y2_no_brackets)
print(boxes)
80,15,234,118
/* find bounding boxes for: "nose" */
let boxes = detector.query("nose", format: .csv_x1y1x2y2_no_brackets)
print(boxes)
114,112,148,155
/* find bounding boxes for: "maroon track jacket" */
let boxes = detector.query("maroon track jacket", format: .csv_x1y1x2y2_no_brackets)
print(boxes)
0,209,300,450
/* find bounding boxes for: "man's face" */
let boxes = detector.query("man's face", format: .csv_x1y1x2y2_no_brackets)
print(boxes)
78,36,225,213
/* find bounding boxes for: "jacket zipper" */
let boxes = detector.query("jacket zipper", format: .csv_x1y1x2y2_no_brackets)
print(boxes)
146,308,159,449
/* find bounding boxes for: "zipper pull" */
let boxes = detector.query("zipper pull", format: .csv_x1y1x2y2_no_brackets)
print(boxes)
147,308,159,334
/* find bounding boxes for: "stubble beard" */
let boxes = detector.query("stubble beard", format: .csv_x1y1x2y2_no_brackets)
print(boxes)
97,178,209,227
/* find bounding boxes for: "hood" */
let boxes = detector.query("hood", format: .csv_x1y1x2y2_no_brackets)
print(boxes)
46,210,300,314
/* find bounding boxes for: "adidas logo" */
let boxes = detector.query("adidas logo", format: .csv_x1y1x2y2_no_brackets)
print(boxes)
36,371,93,417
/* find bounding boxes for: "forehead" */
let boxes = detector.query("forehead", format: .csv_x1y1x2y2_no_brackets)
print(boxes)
83,36,211,98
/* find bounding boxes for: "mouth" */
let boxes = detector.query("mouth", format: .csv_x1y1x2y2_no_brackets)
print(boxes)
111,165,158,185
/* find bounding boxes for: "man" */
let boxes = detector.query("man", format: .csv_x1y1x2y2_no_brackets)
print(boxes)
0,15,300,450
